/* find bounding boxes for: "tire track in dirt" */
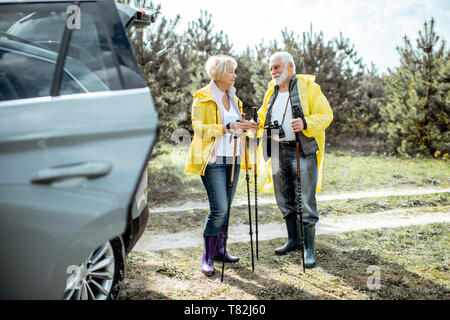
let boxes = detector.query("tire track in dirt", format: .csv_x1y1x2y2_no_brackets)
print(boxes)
149,187,450,213
135,210,450,252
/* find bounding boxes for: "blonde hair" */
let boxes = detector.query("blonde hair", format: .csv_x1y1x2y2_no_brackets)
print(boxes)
205,55,238,81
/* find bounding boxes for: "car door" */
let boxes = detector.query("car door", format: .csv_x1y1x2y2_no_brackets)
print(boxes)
0,0,159,298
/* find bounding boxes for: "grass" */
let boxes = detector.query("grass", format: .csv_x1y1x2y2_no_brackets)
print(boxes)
324,151,449,193
121,223,450,300
147,142,450,206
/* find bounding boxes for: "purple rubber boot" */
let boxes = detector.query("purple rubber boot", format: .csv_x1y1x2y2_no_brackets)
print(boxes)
202,235,219,276
215,229,240,263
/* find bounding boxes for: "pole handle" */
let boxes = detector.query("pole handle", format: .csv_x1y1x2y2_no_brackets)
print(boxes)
252,107,258,122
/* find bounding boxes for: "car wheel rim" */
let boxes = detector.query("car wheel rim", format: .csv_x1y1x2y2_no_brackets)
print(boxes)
64,241,115,300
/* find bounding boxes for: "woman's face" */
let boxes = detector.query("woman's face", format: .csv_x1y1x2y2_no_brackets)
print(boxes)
216,66,237,90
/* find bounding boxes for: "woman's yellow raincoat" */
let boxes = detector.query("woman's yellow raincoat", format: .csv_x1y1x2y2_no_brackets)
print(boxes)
255,74,333,193
185,84,250,176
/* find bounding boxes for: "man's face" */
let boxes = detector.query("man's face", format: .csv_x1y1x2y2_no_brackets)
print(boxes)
270,58,290,86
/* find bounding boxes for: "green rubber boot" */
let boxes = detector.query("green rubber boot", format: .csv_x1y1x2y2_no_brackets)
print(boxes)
304,225,316,268
275,213,301,255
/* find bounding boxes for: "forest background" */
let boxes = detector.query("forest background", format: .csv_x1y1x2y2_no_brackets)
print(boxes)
118,0,449,159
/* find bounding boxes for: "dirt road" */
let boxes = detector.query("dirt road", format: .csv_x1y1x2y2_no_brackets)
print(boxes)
135,187,450,252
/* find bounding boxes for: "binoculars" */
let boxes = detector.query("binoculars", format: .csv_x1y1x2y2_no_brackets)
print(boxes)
264,120,285,139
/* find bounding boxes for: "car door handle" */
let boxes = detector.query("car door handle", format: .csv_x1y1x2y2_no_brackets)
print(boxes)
30,161,112,183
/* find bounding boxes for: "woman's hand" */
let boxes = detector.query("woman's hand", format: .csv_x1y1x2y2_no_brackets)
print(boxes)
249,119,260,133
228,121,248,135
239,120,252,131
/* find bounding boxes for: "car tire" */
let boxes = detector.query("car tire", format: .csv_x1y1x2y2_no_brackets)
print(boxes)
64,237,125,300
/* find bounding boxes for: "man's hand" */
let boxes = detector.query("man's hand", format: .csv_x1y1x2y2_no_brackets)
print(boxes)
290,118,304,133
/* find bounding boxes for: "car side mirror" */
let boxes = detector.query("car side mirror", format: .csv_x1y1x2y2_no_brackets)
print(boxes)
134,9,157,27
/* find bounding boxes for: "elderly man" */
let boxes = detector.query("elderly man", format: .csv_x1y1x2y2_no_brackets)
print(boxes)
252,52,333,268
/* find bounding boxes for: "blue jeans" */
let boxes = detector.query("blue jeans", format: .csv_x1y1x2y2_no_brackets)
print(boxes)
271,143,318,228
201,157,241,236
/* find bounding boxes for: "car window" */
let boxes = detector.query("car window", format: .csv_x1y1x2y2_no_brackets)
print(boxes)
64,3,122,91
0,4,67,101
0,48,84,101
87,1,147,90
0,2,146,102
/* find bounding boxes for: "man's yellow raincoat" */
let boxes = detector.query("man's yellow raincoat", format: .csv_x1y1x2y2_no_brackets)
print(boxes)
255,74,333,193
185,84,249,176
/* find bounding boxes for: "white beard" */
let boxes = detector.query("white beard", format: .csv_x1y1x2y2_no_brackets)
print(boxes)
274,67,289,86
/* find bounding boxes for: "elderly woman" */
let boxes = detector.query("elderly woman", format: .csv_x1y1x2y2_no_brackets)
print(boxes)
185,55,251,276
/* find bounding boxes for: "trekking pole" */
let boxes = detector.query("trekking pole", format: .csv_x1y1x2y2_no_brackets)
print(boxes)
221,132,238,282
293,109,306,273
252,107,259,260
242,113,255,272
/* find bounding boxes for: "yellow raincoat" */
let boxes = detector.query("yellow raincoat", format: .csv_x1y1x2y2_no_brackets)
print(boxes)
185,84,250,175
255,74,333,193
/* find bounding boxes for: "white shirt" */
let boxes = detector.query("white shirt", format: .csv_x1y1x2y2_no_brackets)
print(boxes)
270,91,295,141
216,103,241,157
208,81,242,162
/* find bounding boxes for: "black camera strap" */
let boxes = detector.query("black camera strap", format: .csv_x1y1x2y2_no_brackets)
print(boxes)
265,87,277,127
280,89,293,128
288,77,306,129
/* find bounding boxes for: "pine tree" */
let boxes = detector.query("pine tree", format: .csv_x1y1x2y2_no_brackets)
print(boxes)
234,48,259,117
352,64,385,140
380,18,449,157
118,0,184,144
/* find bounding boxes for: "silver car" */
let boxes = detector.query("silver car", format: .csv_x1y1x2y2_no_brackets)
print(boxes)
0,0,159,299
